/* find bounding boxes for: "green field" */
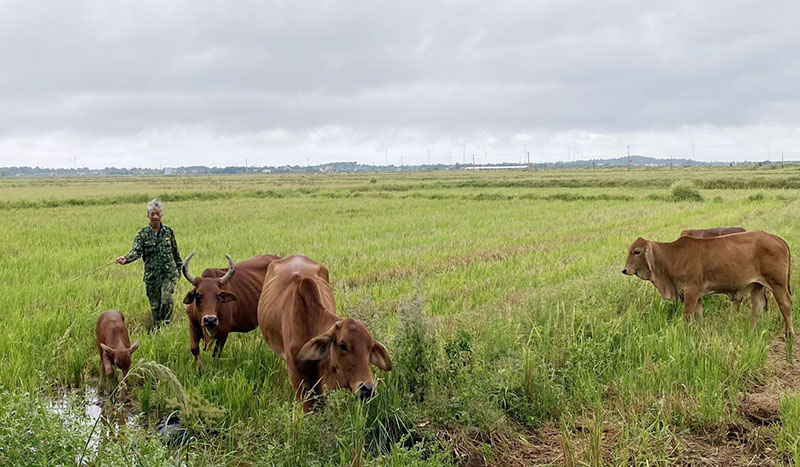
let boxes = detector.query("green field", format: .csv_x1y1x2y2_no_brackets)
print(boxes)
2,167,800,465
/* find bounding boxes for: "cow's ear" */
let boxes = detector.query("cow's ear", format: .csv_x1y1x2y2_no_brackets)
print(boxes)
370,340,392,371
299,278,322,309
218,291,237,303
183,290,197,304
129,340,139,354
100,343,114,356
297,334,333,361
644,242,655,272
296,323,338,362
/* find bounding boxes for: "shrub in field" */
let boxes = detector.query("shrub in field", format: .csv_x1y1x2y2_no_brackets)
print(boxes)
392,296,437,402
669,180,703,202
748,192,765,201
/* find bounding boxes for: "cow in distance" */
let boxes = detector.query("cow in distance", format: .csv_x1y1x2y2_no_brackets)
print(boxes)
622,231,794,359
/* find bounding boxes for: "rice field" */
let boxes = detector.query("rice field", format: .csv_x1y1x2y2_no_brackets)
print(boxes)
1,166,800,465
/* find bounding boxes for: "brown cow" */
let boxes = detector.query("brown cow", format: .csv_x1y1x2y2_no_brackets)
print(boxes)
257,254,392,412
96,309,139,394
622,231,793,358
679,227,769,312
182,253,280,372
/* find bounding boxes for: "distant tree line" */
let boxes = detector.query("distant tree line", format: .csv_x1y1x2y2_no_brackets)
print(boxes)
0,157,789,178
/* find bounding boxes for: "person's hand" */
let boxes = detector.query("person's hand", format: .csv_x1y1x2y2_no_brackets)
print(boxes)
116,256,127,265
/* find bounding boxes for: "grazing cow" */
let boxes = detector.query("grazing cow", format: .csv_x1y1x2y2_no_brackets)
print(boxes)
96,310,139,394
679,227,769,312
182,253,280,372
622,231,794,358
257,254,392,412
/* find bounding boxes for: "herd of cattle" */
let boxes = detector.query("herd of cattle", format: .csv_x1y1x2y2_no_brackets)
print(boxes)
95,226,794,412
96,253,392,412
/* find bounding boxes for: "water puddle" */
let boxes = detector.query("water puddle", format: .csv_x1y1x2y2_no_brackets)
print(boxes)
47,385,139,465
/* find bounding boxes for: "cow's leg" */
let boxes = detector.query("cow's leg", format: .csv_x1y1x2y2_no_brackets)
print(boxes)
213,334,229,359
288,366,322,413
749,285,768,328
729,293,741,313
773,286,794,362
100,351,115,394
683,291,701,322
189,322,204,373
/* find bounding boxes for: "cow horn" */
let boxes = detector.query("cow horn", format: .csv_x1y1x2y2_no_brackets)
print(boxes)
182,252,199,285
219,255,236,285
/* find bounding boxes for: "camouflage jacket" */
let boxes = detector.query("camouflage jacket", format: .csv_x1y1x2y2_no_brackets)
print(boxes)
124,224,183,282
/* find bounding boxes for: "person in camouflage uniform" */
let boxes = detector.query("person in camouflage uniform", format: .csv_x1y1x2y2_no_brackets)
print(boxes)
116,199,183,328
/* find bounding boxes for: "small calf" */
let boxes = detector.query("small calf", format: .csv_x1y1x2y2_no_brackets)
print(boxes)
96,310,139,394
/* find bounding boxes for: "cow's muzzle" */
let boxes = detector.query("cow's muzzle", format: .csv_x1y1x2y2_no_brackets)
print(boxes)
358,382,375,400
621,268,628,275
202,316,218,328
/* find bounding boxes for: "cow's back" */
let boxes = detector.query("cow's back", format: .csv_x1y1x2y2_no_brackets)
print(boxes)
258,255,335,359
96,310,130,350
680,227,746,239
670,231,790,287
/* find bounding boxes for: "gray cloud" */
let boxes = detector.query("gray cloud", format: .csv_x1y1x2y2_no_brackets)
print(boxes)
1,0,798,167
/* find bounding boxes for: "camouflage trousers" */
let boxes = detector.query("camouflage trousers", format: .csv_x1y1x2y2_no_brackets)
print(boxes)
145,276,177,327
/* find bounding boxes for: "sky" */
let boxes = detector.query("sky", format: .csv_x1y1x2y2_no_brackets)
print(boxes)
1,0,798,169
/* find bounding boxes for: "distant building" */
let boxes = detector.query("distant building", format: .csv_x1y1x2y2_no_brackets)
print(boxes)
463,165,528,170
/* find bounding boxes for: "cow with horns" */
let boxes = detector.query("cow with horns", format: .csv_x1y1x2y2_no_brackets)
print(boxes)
182,253,280,372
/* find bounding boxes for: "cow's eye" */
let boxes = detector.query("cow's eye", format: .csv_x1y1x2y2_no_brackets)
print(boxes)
339,343,348,352
196,295,202,304
633,250,641,256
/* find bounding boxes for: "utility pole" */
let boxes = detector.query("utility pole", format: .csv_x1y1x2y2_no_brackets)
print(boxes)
627,145,631,171
472,154,476,170
524,140,527,165
245,157,248,173
400,156,403,169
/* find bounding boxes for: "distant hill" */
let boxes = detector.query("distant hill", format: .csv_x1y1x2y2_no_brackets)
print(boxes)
0,156,787,177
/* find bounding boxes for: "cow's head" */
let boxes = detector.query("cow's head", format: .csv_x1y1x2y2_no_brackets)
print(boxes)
294,279,391,399
182,253,237,331
100,340,139,377
622,237,653,280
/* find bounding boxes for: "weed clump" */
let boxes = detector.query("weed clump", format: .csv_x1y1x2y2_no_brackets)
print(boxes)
393,296,437,402
670,180,703,202
748,192,766,202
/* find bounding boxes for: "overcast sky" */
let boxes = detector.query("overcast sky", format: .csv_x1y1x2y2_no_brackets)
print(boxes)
1,1,798,168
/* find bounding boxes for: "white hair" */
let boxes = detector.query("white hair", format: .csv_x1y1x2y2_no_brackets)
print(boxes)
146,199,163,214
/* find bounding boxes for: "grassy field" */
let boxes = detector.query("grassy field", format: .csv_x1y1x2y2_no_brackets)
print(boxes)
1,166,800,465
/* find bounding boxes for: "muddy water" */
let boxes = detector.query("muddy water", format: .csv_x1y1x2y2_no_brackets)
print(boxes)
47,385,139,464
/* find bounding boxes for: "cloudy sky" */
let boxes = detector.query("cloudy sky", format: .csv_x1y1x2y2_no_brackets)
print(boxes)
1,1,798,168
